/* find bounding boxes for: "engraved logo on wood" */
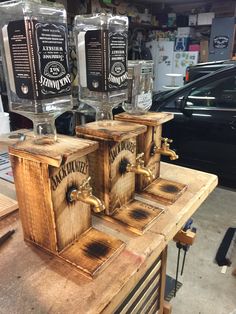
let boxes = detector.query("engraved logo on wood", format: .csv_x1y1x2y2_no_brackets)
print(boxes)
51,160,88,191
109,140,136,163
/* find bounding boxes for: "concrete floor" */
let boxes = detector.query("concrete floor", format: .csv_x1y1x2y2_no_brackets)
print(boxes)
167,187,236,314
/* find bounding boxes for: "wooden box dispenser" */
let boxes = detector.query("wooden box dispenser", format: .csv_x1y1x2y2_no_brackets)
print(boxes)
115,112,187,205
76,121,164,235
8,135,125,278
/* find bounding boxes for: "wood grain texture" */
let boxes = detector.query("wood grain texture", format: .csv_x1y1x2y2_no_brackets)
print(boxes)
145,163,218,244
99,199,164,235
9,135,98,167
77,133,138,215
0,163,218,314
114,112,174,127
87,142,110,214
141,178,187,205
0,193,18,218
0,129,34,146
8,136,99,253
109,139,136,213
115,113,174,191
159,247,167,314
60,227,125,278
76,120,147,142
136,125,162,191
163,301,172,314
50,156,91,251
9,155,57,252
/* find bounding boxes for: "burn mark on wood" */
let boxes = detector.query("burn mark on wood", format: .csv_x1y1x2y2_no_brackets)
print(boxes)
119,157,130,175
83,241,110,259
160,184,180,194
150,142,157,156
129,208,149,220
66,185,78,204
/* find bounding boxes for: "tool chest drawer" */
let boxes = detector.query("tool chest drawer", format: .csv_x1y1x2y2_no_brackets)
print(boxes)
114,256,162,314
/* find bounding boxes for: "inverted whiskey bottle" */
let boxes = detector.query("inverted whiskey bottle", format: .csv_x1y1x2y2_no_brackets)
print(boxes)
0,0,72,142
74,13,128,121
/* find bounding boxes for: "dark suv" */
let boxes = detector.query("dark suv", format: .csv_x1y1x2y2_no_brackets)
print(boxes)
152,64,236,188
185,60,236,83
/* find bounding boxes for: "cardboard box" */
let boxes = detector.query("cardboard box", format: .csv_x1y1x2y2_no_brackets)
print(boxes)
198,12,215,25
189,14,197,26
200,40,209,62
177,27,194,38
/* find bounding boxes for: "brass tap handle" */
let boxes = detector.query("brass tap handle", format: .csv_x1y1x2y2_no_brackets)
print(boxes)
67,177,92,203
136,152,145,165
80,176,92,192
66,177,105,213
161,137,173,144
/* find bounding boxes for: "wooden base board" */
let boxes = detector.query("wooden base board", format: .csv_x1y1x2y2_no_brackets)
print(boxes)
97,200,164,235
0,193,18,218
59,228,125,278
140,178,187,205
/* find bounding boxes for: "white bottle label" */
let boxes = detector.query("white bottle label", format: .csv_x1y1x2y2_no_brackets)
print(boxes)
137,92,152,109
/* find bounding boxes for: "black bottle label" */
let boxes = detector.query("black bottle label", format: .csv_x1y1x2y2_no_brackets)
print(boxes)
85,30,127,92
5,19,71,100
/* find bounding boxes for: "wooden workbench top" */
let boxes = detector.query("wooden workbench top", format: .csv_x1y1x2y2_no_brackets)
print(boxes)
0,163,217,314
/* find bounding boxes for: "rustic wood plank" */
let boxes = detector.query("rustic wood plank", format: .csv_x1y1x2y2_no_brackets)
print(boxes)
9,135,98,168
140,178,187,205
50,156,91,251
60,227,125,278
87,142,111,214
76,121,147,142
0,179,16,200
99,199,164,235
0,129,34,146
0,163,217,314
77,131,139,214
9,155,58,252
0,192,18,218
159,247,168,314
163,301,172,314
114,112,174,127
147,163,218,243
136,125,162,191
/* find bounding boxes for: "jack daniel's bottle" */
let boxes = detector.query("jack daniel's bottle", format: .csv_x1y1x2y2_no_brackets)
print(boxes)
74,14,128,121
0,0,72,142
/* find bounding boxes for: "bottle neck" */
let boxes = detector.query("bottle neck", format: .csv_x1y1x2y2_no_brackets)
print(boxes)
95,103,113,122
33,117,57,145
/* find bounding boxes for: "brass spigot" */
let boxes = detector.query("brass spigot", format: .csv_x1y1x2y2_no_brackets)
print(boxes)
126,153,154,182
155,137,179,160
67,177,105,213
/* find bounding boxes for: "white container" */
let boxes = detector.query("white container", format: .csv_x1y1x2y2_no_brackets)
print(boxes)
189,15,197,26
122,60,153,114
198,12,215,25
177,27,194,38
0,112,10,134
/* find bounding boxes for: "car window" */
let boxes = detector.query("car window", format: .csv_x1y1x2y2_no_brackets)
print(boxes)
186,75,236,109
164,99,176,109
